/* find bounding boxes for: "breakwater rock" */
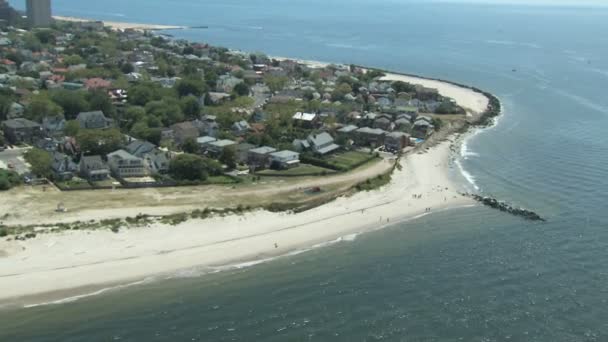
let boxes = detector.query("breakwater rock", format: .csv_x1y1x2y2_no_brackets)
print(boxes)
464,194,546,222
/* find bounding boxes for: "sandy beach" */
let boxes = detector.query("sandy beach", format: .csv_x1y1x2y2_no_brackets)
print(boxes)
0,140,474,306
0,58,491,306
53,16,186,31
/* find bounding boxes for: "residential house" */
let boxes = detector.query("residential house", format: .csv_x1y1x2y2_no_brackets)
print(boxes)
2,118,43,144
8,102,24,118
125,140,156,158
207,139,237,156
79,155,110,181
236,143,255,164
143,149,171,174
374,117,392,131
216,75,242,93
231,120,251,136
269,150,300,169
412,120,435,139
337,124,358,138
196,136,217,151
292,112,319,128
306,132,340,155
76,111,113,130
85,78,112,90
171,121,200,145
35,137,59,151
51,152,78,180
42,116,66,138
395,118,412,132
355,127,386,147
206,92,231,105
248,146,277,169
384,132,411,153
107,149,147,178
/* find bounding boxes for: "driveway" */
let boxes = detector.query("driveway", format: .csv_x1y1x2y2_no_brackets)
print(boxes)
0,147,31,174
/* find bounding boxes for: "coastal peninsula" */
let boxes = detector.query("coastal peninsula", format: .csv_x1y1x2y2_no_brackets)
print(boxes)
0,17,495,306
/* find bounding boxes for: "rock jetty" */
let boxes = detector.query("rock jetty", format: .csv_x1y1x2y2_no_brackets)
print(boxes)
465,194,546,222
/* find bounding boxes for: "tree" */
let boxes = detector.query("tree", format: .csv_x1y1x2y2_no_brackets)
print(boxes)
26,93,63,122
63,54,85,66
0,89,16,121
77,128,126,156
219,146,237,169
175,78,205,98
0,170,21,191
145,98,184,126
129,82,161,106
51,89,89,119
392,81,416,93
34,29,55,45
180,95,201,119
233,82,250,97
24,148,52,178
122,106,146,130
87,90,115,118
264,75,289,93
332,83,352,101
169,154,208,181
64,120,80,136
181,137,199,154
120,62,134,74
131,122,161,145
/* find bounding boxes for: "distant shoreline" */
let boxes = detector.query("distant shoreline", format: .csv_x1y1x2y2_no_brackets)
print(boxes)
53,16,189,31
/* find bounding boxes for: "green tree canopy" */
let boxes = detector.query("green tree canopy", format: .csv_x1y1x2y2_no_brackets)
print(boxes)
24,148,52,178
77,128,126,156
26,92,63,122
64,120,80,136
0,170,21,191
51,89,89,119
233,82,250,97
175,78,205,98
131,122,162,146
169,154,208,181
219,146,237,169
180,96,201,120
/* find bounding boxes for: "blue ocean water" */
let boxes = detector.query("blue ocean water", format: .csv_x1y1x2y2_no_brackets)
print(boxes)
3,1,608,340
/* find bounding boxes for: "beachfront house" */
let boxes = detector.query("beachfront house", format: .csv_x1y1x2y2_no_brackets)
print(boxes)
306,132,340,156
51,152,78,181
143,149,171,175
269,150,300,169
384,132,411,153
79,155,110,181
107,149,147,178
248,146,277,169
125,140,156,158
412,119,435,139
355,127,386,147
207,139,237,157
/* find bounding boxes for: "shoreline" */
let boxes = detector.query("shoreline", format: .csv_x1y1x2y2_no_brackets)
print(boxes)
0,139,476,307
53,16,187,31
0,46,501,306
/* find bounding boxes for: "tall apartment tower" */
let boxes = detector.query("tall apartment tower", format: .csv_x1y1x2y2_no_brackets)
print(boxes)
26,0,52,27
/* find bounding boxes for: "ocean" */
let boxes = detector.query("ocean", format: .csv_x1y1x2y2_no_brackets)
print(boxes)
3,0,608,340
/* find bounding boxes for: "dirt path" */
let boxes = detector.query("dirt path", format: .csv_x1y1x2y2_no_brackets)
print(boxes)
0,158,394,227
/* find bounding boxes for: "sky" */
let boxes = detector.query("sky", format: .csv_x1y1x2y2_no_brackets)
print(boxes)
428,0,608,6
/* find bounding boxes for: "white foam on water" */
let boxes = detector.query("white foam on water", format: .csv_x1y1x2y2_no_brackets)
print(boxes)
22,278,154,309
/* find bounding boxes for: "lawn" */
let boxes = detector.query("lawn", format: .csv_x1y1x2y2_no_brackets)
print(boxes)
326,151,376,170
91,178,122,188
257,164,337,177
203,175,240,185
55,178,93,190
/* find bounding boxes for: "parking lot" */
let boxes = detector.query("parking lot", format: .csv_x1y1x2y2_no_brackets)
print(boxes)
0,147,31,174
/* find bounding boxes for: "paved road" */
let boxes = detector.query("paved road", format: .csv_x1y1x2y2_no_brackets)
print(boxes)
0,147,30,174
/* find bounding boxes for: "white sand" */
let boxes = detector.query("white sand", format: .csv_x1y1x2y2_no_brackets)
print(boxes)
0,141,474,304
380,73,489,115
53,16,185,31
